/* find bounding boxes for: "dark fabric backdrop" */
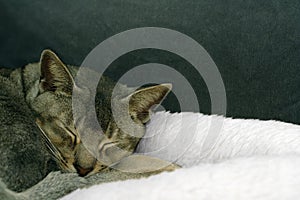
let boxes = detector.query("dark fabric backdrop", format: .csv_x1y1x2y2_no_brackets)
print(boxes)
1,0,299,123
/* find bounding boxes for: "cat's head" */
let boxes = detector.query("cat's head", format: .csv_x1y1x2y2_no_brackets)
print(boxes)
32,50,171,176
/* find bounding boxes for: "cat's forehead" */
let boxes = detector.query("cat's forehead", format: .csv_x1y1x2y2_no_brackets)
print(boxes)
34,92,72,117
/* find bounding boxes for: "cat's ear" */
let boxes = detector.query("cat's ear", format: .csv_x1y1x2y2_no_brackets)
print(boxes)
128,84,172,123
39,49,74,95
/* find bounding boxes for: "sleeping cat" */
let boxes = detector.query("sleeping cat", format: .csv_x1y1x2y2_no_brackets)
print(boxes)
0,50,178,200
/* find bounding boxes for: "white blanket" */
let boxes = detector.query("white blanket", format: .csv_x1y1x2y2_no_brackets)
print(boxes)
62,112,300,200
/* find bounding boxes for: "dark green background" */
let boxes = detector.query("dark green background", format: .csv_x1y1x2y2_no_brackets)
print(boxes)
1,0,299,123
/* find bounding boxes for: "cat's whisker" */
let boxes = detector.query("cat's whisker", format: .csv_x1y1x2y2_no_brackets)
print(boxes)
39,126,69,168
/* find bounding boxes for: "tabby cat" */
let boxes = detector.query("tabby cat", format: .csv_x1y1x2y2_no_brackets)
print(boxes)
0,50,178,200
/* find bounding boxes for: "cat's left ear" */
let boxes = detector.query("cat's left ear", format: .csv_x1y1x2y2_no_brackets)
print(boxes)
39,49,74,95
127,84,172,124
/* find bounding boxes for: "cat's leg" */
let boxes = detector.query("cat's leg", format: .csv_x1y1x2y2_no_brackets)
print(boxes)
110,154,180,174
0,162,178,200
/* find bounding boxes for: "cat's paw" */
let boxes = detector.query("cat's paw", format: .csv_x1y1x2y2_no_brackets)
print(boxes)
161,163,181,172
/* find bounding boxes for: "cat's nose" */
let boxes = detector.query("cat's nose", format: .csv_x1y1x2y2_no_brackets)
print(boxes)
74,163,93,176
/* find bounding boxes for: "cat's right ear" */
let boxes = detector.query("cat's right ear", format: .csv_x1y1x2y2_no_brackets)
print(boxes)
126,84,172,124
39,49,74,95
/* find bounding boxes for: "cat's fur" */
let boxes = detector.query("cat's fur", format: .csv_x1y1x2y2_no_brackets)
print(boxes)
0,50,178,199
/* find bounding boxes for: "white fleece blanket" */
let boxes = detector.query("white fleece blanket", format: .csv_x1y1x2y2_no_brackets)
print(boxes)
62,112,300,200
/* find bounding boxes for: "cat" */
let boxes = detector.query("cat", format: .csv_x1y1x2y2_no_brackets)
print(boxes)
0,50,178,200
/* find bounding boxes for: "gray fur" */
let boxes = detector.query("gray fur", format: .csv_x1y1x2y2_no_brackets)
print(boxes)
0,50,176,200
0,68,56,192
